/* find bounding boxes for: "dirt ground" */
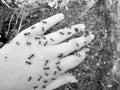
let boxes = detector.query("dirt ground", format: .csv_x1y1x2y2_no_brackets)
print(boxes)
0,0,119,90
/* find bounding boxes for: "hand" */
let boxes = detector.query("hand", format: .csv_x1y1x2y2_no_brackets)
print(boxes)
0,13,94,90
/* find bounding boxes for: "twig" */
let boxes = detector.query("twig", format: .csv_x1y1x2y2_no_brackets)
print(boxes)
100,80,107,90
15,10,24,35
2,0,13,9
5,11,16,38
66,84,75,90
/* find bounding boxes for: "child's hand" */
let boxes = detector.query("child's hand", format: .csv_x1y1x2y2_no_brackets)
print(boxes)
0,13,94,90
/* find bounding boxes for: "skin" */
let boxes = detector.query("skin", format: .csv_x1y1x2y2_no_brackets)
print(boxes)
0,13,95,90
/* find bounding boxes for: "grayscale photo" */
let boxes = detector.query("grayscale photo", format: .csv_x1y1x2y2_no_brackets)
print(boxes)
0,0,119,90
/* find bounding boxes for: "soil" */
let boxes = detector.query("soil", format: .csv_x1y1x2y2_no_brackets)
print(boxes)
0,0,119,90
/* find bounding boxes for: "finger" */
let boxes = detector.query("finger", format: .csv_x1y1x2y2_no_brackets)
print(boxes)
43,24,85,45
58,48,89,74
54,32,94,57
15,13,64,40
44,74,77,90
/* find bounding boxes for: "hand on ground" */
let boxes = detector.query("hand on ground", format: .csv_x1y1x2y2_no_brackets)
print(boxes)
0,13,95,90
